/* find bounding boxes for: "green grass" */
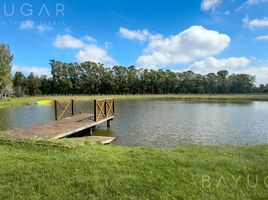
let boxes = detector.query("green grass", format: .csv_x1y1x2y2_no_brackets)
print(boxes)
1,94,268,108
0,142,267,199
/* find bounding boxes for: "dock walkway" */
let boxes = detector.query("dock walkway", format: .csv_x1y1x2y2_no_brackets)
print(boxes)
3,99,116,144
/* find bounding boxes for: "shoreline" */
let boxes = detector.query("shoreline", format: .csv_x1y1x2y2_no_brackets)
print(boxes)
1,94,268,109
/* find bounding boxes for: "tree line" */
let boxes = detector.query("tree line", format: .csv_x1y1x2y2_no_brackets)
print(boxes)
12,61,268,96
1,43,268,98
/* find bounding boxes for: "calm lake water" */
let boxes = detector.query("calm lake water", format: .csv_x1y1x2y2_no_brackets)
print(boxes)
0,100,268,147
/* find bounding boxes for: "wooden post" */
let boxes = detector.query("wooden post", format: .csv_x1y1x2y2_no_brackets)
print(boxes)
112,99,115,115
71,99,74,116
54,100,58,121
89,127,93,135
107,120,111,128
104,100,107,119
94,99,97,122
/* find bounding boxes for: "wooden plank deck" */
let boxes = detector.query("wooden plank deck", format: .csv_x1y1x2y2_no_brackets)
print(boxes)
4,113,115,144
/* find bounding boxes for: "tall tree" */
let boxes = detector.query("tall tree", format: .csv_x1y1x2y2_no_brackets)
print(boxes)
68,63,80,94
79,61,103,94
113,66,129,94
26,73,41,96
0,44,13,98
206,73,218,94
127,66,140,94
229,74,255,93
217,70,230,93
13,71,26,97
40,75,53,95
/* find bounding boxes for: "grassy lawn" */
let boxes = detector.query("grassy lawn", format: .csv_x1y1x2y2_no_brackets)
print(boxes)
0,142,267,199
1,94,268,109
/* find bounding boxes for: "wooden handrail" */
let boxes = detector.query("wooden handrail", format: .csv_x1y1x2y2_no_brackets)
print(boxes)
54,99,74,120
94,98,115,122
54,98,114,122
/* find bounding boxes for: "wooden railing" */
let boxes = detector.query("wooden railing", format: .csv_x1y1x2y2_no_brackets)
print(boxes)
54,98,114,122
54,99,74,120
94,98,115,122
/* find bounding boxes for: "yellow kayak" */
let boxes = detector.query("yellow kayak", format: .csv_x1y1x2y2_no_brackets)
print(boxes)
36,100,52,105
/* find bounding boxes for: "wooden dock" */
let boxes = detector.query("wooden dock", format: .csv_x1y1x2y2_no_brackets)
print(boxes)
3,99,116,144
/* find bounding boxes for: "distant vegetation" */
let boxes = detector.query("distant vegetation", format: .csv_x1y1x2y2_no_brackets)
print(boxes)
1,43,268,98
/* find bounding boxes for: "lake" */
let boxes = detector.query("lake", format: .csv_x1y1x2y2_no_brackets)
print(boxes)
0,100,268,147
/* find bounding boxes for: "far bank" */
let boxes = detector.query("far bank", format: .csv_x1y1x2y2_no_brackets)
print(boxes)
1,94,268,109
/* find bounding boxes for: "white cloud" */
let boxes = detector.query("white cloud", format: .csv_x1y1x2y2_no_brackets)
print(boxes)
19,20,52,32
76,45,116,66
256,34,268,40
201,0,222,11
12,65,51,77
243,16,268,29
136,26,230,67
20,20,34,29
245,0,268,5
236,0,268,11
84,35,97,43
189,56,268,85
236,66,268,85
54,34,84,49
119,27,154,42
190,57,251,73
54,34,116,65
36,25,52,32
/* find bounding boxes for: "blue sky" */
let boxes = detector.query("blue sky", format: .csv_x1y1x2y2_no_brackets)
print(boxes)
1,0,268,84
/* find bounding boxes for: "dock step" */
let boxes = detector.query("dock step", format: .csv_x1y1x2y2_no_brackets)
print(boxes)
80,136,116,144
